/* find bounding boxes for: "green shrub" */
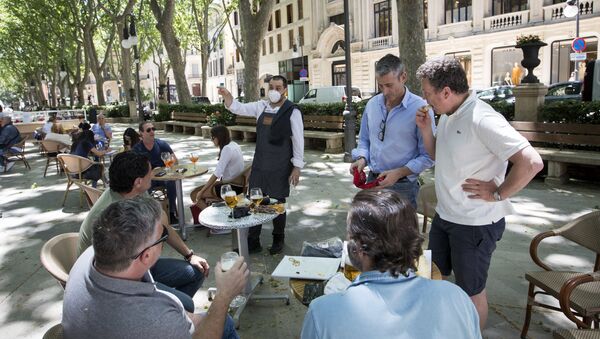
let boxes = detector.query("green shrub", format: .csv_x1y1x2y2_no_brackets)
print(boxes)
104,105,130,118
488,101,515,121
540,101,600,124
298,102,345,116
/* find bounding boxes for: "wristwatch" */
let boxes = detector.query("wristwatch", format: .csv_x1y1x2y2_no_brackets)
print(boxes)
184,250,194,262
493,190,502,202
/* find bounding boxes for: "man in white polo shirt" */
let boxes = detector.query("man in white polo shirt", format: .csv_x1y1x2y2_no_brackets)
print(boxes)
415,57,543,330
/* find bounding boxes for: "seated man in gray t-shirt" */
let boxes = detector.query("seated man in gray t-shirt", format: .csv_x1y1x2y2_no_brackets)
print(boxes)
63,197,249,339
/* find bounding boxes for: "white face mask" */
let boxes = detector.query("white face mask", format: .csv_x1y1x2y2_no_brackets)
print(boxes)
268,90,282,103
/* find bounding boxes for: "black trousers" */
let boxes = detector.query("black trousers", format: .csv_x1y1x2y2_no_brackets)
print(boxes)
248,197,286,242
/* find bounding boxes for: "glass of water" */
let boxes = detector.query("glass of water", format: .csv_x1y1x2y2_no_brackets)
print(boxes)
220,252,246,308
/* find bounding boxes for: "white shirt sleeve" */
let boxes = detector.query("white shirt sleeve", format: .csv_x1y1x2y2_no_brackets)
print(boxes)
213,145,233,180
475,112,530,161
290,108,305,168
227,99,266,119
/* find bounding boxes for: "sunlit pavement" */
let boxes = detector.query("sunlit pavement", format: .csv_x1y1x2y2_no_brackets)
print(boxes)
0,123,598,338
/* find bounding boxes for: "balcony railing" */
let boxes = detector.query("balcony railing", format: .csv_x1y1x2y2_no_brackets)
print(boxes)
368,36,392,50
543,0,596,22
484,10,530,31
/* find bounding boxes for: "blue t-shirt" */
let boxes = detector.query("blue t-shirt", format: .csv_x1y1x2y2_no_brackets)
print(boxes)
72,140,94,158
132,139,173,168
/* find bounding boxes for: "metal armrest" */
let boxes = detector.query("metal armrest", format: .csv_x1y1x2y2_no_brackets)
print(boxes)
559,271,600,328
530,230,558,271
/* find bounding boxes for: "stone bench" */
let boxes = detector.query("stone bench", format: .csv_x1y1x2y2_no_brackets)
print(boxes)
303,115,345,153
163,112,208,136
510,121,600,184
229,116,257,142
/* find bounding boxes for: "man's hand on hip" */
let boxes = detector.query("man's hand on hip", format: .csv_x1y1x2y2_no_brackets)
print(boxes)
462,178,497,202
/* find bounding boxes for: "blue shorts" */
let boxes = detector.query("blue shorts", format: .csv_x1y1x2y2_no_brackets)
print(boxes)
428,214,505,296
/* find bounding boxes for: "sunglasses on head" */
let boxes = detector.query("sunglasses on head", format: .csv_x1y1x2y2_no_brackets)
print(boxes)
145,127,156,133
131,225,169,260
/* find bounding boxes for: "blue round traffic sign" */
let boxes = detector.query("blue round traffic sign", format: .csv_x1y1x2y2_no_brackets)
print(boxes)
299,68,308,77
571,38,586,52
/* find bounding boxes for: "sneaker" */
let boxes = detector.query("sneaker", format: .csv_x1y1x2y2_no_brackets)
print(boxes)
209,228,231,235
248,239,263,254
268,236,285,255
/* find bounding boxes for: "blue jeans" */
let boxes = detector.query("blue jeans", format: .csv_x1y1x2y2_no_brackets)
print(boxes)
151,258,204,312
368,172,419,209
151,180,177,215
216,314,239,339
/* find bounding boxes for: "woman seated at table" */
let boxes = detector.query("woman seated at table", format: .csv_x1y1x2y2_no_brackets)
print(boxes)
121,127,140,152
69,123,107,188
51,118,65,134
190,125,245,216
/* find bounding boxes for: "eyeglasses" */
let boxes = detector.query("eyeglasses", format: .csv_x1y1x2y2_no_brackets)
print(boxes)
131,225,169,260
145,127,156,133
378,120,386,141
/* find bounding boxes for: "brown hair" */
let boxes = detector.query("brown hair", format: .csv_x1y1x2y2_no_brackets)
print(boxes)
210,125,231,160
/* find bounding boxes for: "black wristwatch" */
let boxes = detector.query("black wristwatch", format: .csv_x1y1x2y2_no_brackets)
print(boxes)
184,250,194,262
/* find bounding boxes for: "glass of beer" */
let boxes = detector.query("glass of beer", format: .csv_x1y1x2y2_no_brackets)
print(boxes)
221,184,237,220
249,187,263,209
221,251,247,308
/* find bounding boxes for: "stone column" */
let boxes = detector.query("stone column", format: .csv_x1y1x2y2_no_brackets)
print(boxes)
512,84,548,122
472,0,484,32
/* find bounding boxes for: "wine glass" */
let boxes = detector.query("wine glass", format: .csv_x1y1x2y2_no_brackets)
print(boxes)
249,187,263,210
220,252,246,308
161,152,172,172
189,153,199,168
220,184,237,220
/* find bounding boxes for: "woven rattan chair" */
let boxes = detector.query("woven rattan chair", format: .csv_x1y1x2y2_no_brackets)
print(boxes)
42,323,64,339
74,182,104,209
40,233,79,289
4,136,31,172
553,328,600,339
521,211,600,338
57,154,105,207
417,183,437,233
40,140,66,177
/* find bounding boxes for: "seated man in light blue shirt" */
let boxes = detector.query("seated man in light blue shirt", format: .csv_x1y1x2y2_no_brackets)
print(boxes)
350,54,435,207
91,113,112,145
301,189,481,339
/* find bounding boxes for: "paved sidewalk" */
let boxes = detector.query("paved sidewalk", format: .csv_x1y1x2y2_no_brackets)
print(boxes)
0,124,598,338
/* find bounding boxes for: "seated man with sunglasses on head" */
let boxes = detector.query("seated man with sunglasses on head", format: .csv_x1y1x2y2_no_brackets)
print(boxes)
349,54,435,208
64,197,249,339
133,121,179,224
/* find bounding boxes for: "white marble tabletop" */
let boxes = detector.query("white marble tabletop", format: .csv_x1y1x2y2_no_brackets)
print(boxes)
199,205,281,230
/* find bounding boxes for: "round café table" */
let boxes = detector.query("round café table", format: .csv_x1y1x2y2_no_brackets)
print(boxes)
199,204,290,328
152,164,208,240
290,263,443,306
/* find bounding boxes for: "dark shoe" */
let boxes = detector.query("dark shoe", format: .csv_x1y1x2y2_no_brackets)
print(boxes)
169,213,179,225
268,236,285,255
248,239,263,254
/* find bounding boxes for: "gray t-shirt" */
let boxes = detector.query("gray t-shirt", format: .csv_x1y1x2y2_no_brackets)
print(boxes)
62,248,194,339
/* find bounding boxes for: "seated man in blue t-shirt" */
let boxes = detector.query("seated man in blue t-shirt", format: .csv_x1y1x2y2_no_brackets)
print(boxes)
133,121,179,224
301,189,482,339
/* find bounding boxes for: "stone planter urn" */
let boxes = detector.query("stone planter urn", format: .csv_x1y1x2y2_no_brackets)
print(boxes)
518,41,547,84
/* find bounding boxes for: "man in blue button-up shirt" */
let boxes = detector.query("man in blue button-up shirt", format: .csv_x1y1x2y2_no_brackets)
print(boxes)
350,54,435,207
301,189,481,339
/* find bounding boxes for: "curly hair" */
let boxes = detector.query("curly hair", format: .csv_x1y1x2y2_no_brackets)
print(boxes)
347,189,424,277
416,56,469,94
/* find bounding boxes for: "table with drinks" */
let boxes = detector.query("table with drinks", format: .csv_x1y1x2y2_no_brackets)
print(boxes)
152,154,207,240
199,188,290,329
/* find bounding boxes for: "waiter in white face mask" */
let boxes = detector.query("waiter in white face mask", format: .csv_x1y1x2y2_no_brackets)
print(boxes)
218,75,305,255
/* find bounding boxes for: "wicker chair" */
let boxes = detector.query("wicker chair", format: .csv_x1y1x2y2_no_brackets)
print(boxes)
42,323,63,339
74,182,104,209
553,328,600,339
57,154,105,207
40,140,66,177
416,183,437,233
40,233,79,289
521,211,600,338
4,136,31,172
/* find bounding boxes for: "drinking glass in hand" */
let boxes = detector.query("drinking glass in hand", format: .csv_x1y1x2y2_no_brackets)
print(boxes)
220,252,247,308
249,187,263,207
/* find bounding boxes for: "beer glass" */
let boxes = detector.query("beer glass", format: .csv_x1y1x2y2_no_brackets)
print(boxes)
220,184,237,220
249,187,263,207
220,251,246,308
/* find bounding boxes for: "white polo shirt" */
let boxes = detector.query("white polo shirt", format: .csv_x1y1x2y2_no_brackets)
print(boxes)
434,93,530,226
214,141,244,182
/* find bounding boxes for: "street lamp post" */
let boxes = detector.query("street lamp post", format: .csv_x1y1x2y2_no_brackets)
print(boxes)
342,0,356,162
564,0,580,80
60,64,67,106
121,15,143,121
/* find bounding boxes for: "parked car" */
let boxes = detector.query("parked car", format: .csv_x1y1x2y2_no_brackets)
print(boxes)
476,85,515,104
545,81,582,103
299,86,362,104
191,96,211,104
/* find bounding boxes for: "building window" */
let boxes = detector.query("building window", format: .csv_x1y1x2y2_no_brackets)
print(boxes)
238,48,242,62
191,63,199,78
298,26,304,46
262,40,266,56
329,14,345,25
275,10,281,28
551,37,597,83
492,0,527,15
268,16,273,31
374,0,392,38
277,34,282,52
269,36,274,54
287,4,293,24
298,0,303,19
332,61,346,86
289,29,294,49
220,57,224,76
234,11,238,25
445,51,472,86
491,46,523,86
445,0,472,24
